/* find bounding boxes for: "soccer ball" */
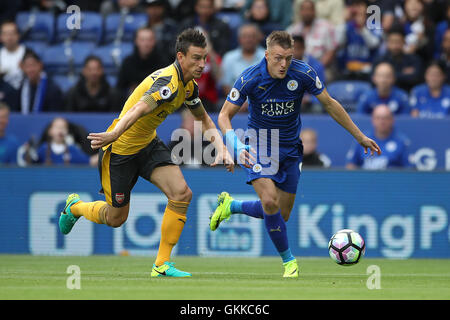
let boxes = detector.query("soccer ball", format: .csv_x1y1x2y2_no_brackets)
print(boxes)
328,229,365,266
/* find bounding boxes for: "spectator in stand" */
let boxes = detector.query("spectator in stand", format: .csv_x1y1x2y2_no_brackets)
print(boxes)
168,0,197,22
100,0,144,15
116,26,166,103
35,117,91,166
144,0,178,62
0,103,19,165
287,0,337,70
400,0,434,63
300,128,328,167
292,34,325,113
438,29,450,83
16,51,63,114
215,0,245,12
194,29,222,112
244,0,281,44
220,23,265,97
337,0,380,81
292,0,345,44
433,2,450,59
0,75,19,111
357,62,410,115
65,56,121,112
346,104,411,170
372,26,423,92
242,0,293,29
179,0,231,56
410,61,450,118
0,21,29,90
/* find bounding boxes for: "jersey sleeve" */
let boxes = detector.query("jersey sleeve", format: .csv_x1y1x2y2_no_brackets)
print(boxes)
226,72,251,107
140,74,178,107
184,80,202,110
300,65,325,96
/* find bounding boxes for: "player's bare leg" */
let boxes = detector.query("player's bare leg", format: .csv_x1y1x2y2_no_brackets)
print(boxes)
277,189,296,222
149,165,192,277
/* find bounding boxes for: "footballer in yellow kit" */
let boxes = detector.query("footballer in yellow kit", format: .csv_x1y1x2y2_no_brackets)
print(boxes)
59,28,235,277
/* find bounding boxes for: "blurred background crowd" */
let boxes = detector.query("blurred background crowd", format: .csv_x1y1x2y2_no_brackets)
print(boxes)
0,0,449,169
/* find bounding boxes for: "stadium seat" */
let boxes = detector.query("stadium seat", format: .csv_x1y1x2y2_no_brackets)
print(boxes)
42,42,95,74
92,42,134,75
55,12,103,44
104,13,147,43
216,12,243,50
23,40,48,58
52,74,79,93
326,80,373,112
16,11,55,42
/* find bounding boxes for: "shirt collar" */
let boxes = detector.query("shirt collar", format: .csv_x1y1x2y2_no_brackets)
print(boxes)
173,59,185,84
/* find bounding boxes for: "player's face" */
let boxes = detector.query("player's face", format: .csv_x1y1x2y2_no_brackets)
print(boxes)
265,45,294,79
178,45,208,81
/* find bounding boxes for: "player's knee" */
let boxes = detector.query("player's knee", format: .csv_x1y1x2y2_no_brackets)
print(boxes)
170,184,192,203
107,215,127,228
261,195,279,214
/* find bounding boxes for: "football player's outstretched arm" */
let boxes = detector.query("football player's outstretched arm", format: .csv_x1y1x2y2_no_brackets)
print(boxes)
87,100,155,150
316,88,382,156
218,100,256,167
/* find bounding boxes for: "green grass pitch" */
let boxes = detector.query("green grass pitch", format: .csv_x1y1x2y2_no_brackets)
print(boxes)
1,255,449,300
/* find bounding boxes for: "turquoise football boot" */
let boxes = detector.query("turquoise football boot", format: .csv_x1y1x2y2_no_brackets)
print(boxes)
151,262,192,277
59,193,81,235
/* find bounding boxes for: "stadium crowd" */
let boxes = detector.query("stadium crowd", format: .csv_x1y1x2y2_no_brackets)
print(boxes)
0,0,449,167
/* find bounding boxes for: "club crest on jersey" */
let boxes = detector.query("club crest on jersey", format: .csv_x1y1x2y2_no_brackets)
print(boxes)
229,88,240,101
252,163,262,173
115,193,125,204
287,80,298,91
159,86,172,99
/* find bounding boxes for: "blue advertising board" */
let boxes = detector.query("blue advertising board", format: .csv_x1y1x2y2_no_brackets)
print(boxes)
0,167,449,258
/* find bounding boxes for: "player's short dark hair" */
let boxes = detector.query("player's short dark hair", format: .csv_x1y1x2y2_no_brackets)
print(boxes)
266,31,293,50
175,28,207,55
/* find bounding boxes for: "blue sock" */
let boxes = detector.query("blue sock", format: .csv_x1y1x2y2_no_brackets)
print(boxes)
231,200,264,219
263,211,292,261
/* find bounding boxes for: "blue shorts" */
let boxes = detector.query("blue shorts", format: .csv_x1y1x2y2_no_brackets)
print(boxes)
241,144,303,194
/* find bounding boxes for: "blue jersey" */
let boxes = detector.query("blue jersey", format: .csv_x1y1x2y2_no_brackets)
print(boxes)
410,84,450,118
357,87,410,115
346,130,411,170
227,58,325,147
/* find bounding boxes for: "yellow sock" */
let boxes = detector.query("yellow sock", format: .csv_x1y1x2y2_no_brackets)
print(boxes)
71,201,108,224
155,200,189,266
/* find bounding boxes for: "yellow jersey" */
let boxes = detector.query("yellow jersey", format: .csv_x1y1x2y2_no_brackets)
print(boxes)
104,60,201,155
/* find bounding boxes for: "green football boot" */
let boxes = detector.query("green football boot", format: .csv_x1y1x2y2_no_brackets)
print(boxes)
59,193,81,235
209,191,233,231
283,259,299,278
151,262,192,278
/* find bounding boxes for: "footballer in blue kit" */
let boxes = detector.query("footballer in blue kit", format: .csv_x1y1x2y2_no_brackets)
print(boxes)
210,31,381,277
